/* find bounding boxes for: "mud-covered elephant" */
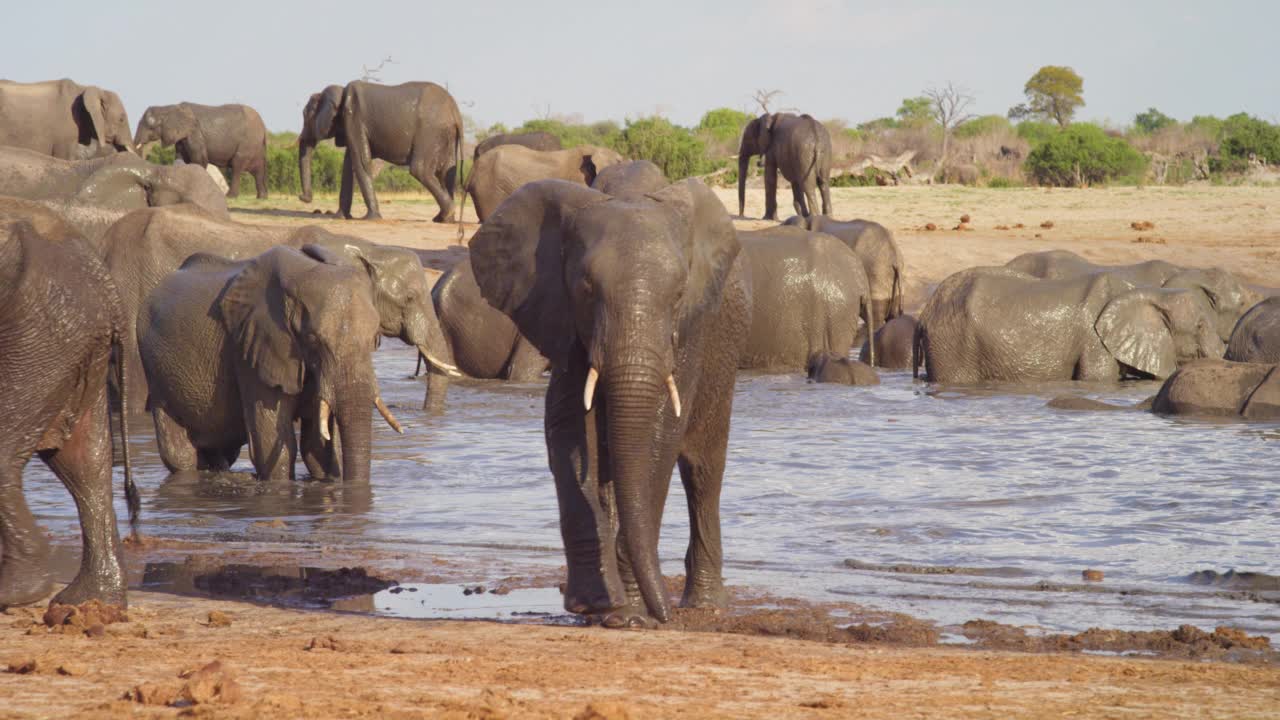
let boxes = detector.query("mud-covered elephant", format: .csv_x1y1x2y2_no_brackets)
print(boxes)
916,267,1224,383
590,159,669,197
738,225,876,370
1152,359,1280,419
473,131,562,162
738,113,832,220
1226,297,1280,363
859,314,917,369
470,178,751,626
138,246,393,482
0,78,136,159
807,353,880,385
466,145,625,222
1005,249,1260,342
0,220,138,609
298,81,463,222
134,102,269,198
785,214,904,323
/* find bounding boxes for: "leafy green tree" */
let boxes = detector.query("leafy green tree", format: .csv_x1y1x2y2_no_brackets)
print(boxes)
696,108,753,143
1187,115,1224,140
1011,66,1084,128
896,96,934,127
1025,123,1146,186
1216,113,1280,169
618,116,710,180
954,115,1012,139
1133,108,1176,134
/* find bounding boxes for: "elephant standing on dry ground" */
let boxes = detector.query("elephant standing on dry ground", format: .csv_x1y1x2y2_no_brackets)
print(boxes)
0,219,138,609
738,113,832,220
1226,297,1280,363
466,144,624,222
785,214,905,325
298,81,463,221
1152,359,1280,419
134,102,269,198
737,225,876,370
916,267,1224,383
470,178,751,627
473,131,562,161
0,78,136,159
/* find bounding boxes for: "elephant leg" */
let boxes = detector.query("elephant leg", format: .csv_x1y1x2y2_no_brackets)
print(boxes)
226,159,244,198
251,158,268,199
763,156,779,221
818,174,832,216
802,179,819,219
152,404,197,474
299,415,339,480
40,388,127,608
675,394,731,610
348,136,381,220
196,448,232,471
410,156,453,223
0,453,54,609
338,150,356,219
423,372,449,413
239,384,299,482
545,359,624,616
791,182,808,218
506,339,548,382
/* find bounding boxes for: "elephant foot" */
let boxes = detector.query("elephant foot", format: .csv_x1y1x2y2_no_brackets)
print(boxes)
431,209,452,223
562,568,621,616
299,194,313,203
679,581,728,610
0,559,54,609
51,572,127,609
593,604,658,630
361,211,383,221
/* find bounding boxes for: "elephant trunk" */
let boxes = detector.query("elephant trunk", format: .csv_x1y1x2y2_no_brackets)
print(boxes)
334,379,375,484
737,153,751,218
298,134,316,203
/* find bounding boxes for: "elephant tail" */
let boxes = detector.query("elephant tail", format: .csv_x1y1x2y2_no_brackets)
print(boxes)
454,122,468,241
911,318,924,380
112,330,141,537
891,265,904,318
862,296,877,367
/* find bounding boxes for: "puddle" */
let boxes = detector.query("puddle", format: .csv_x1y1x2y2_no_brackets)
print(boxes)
341,584,575,623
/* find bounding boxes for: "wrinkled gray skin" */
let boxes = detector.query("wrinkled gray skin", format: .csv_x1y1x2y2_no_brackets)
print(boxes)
590,160,669,197
0,78,136,159
470,179,751,627
738,226,876,370
298,82,463,222
0,146,229,227
0,220,138,609
138,247,383,483
916,267,1225,383
473,131,562,162
859,314,917,369
738,113,832,220
1152,359,1280,420
1005,249,1261,342
467,145,625,222
422,260,547,411
784,214,905,323
1226,297,1280,363
134,103,269,198
806,353,880,385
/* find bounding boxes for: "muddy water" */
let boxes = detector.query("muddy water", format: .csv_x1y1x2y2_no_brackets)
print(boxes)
24,343,1280,640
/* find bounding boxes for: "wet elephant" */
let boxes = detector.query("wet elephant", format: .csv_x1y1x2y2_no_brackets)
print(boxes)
859,314,917,369
466,144,625,222
784,214,904,323
807,353,880,385
1226,297,1280,363
1152,359,1280,420
590,160,669,197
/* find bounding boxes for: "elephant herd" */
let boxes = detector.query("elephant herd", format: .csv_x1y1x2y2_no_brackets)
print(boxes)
3,74,1277,628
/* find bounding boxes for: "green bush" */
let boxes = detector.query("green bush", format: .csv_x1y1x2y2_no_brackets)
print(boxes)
1219,113,1280,165
954,115,1012,139
617,116,710,180
829,168,885,187
1133,108,1176,134
696,108,753,144
1024,123,1147,187
986,176,1024,188
146,145,176,165
514,118,624,152
1015,121,1058,149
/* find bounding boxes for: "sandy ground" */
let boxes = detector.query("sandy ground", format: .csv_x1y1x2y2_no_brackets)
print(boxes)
6,184,1280,718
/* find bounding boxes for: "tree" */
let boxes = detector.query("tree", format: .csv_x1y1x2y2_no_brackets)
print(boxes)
360,56,395,82
895,96,934,127
697,108,754,143
923,82,976,168
1134,108,1176,134
1012,66,1084,128
752,89,783,114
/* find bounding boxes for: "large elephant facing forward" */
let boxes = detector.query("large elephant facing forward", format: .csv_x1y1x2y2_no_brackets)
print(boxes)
298,81,463,222
0,78,136,159
134,102,269,198
738,113,832,220
916,267,1224,383
1226,297,1280,363
467,145,625,222
785,214,905,323
470,178,751,627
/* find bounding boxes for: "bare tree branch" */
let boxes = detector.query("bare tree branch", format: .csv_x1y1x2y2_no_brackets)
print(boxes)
752,89,784,114
924,82,977,170
361,56,396,83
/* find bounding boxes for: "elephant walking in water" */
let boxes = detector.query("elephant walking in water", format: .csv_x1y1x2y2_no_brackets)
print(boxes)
0,219,138,609
134,102,270,199
738,113,832,220
0,78,136,159
297,81,463,222
785,214,905,325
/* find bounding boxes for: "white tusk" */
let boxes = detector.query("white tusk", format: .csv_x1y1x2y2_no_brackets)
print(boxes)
421,348,462,378
584,366,599,412
319,400,332,442
375,394,404,434
666,375,682,418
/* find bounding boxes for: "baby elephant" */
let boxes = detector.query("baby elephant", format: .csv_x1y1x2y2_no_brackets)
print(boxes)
1226,296,1280,363
807,353,880,386
859,314,917,369
1152,359,1280,420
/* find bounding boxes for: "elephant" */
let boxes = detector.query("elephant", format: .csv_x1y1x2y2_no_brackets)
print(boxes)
806,353,880,385
1226,297,1280,363
0,196,81,241
1151,359,1280,420
473,131,563,161
0,146,229,237
737,112,832,220
859,314,917,369
1004,249,1261,342
298,81,463,222
915,267,1225,383
0,78,136,159
590,160,669,197
469,178,751,626
0,219,138,609
422,259,547,411
137,246,394,483
737,225,876,370
134,102,269,198
466,144,625,222
784,214,905,323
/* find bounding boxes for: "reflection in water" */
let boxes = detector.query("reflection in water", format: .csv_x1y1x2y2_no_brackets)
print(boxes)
24,341,1280,640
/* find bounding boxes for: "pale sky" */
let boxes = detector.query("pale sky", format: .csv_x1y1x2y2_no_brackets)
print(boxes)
5,0,1278,135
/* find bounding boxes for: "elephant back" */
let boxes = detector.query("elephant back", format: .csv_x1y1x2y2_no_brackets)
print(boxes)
1226,297,1280,363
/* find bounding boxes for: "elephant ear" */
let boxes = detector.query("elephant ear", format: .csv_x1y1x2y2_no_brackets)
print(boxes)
79,87,108,145
315,85,345,143
648,179,741,327
468,179,608,368
161,106,197,146
1096,289,1176,379
579,151,601,185
218,250,306,393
